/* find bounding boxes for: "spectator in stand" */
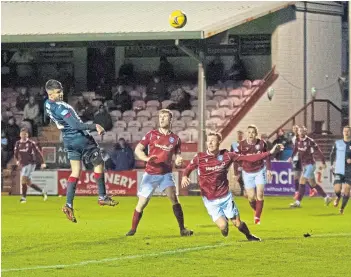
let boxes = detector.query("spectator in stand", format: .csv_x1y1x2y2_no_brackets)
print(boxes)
23,96,40,136
113,85,132,113
93,105,113,131
9,49,35,86
1,130,9,169
35,87,48,124
16,87,30,111
207,54,224,85
261,134,273,150
110,138,135,171
75,95,95,122
226,54,247,82
167,89,191,112
4,116,20,164
158,56,174,82
118,59,135,84
272,128,289,160
145,74,167,102
95,77,112,100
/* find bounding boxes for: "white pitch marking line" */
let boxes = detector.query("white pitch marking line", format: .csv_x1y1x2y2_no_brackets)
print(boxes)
1,242,235,273
3,232,351,273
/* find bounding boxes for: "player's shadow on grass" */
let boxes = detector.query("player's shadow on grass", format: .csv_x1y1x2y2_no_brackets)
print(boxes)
270,207,298,210
312,213,339,217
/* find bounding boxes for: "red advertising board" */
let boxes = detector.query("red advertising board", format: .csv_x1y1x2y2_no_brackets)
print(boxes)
57,170,137,196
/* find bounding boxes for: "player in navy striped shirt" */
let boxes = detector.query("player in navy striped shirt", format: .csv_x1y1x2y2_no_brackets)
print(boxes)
44,79,118,223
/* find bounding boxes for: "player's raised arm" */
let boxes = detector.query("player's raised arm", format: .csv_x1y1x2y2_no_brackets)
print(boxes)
181,154,199,188
229,144,283,163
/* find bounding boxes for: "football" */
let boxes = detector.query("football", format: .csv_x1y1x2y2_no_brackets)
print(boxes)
169,10,187,29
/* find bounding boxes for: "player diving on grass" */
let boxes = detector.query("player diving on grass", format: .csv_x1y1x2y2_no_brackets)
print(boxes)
234,125,271,225
330,126,351,214
288,126,331,208
126,109,193,237
14,128,47,203
181,132,284,241
44,79,118,223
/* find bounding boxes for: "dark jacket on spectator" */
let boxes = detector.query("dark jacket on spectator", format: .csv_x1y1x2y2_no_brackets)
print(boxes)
145,79,167,102
110,143,135,171
5,122,20,151
167,90,191,112
16,93,29,111
113,91,132,113
93,109,113,131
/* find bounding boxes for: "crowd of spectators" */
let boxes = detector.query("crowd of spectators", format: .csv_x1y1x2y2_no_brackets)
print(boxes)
1,51,261,172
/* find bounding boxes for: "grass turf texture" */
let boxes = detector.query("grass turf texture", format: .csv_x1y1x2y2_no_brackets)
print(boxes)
2,196,351,277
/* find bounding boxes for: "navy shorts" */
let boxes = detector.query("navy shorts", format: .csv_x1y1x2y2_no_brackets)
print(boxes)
334,172,351,185
63,135,99,161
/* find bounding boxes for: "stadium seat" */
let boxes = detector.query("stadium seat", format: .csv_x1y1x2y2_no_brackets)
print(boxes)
228,88,243,98
206,90,214,99
214,90,227,97
103,132,117,143
110,110,122,120
211,109,225,119
122,110,136,123
170,110,181,120
230,97,244,107
146,100,160,112
118,131,132,142
133,100,146,110
113,120,127,129
141,126,153,133
172,120,186,129
112,127,126,134
242,80,252,89
191,100,198,107
212,95,226,103
206,100,218,111
224,109,235,118
252,79,264,87
187,119,199,129
177,130,191,142
142,120,156,129
219,99,233,109
136,110,151,123
161,100,174,109
187,128,199,142
127,120,141,132
243,88,254,97
181,110,195,123
131,131,144,142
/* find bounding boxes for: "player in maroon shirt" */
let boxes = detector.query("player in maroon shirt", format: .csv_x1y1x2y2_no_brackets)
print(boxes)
14,128,47,203
234,125,271,225
181,132,283,240
126,109,193,237
288,126,332,207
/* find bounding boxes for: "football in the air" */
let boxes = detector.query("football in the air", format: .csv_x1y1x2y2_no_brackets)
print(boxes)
169,10,187,29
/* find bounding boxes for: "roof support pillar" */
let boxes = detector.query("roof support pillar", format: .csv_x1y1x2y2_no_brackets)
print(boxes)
175,39,206,152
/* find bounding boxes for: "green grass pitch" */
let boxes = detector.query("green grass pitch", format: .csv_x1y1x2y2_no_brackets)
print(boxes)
2,195,351,277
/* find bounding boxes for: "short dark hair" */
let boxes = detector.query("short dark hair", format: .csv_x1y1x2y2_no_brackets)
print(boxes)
45,79,63,91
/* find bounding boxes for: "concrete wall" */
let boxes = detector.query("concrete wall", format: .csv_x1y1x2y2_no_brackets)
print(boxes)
222,5,343,152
